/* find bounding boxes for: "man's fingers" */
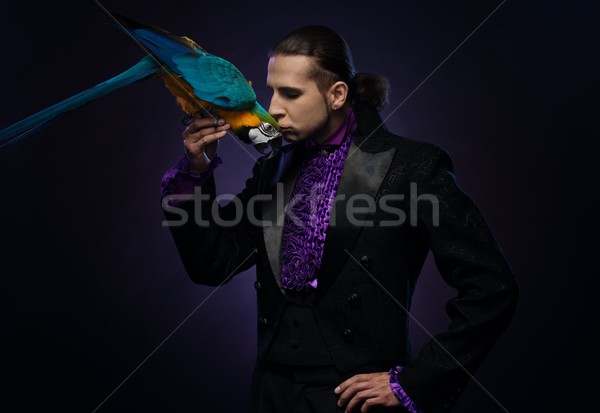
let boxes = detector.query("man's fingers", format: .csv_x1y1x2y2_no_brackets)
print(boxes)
335,372,392,412
199,129,228,146
183,123,230,144
337,381,372,408
179,113,227,174
183,118,227,137
185,118,213,134
184,129,228,153
336,374,367,394
343,388,379,413
335,373,387,395
360,396,386,412
344,384,391,413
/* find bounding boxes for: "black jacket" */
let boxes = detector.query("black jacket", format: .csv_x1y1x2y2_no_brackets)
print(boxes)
162,102,519,413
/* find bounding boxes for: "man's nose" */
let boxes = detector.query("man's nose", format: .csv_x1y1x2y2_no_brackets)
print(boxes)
268,96,284,121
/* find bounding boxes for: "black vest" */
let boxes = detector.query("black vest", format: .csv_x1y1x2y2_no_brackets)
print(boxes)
264,288,334,366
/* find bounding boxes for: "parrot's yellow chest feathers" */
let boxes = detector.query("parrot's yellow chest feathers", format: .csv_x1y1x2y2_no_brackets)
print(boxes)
158,73,261,132
216,109,261,131
159,73,205,114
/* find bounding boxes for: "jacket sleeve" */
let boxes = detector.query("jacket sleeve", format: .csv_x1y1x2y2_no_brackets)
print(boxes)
160,155,267,286
160,154,223,203
395,143,519,413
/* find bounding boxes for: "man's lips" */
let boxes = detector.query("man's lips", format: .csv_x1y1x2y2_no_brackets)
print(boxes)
280,127,293,133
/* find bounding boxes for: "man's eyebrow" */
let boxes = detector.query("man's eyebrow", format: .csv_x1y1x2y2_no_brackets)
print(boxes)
265,82,302,91
267,86,302,95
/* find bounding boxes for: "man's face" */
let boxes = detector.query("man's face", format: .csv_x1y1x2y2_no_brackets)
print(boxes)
266,55,334,144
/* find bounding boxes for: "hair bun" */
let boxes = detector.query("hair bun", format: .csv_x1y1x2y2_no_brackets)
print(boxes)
352,73,390,111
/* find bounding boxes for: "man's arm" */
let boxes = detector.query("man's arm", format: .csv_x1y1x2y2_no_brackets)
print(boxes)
161,114,265,286
395,143,519,413
160,153,223,207
161,153,265,286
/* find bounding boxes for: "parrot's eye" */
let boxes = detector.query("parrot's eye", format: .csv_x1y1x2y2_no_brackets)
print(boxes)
258,123,278,136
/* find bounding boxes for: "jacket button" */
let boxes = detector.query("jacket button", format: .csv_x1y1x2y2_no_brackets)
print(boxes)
359,255,370,269
343,328,354,342
290,339,300,349
259,316,268,328
293,318,301,327
348,293,360,308
254,281,262,290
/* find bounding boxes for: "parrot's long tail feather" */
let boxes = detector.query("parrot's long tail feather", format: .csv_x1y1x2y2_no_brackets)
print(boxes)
0,55,160,149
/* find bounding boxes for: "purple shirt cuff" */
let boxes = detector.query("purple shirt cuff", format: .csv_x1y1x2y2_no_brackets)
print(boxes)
161,154,222,206
389,365,423,413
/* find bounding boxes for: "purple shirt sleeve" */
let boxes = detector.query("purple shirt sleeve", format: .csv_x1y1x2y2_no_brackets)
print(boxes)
161,154,223,206
389,365,424,413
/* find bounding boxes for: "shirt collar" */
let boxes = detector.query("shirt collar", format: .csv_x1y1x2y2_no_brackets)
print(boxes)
305,108,357,152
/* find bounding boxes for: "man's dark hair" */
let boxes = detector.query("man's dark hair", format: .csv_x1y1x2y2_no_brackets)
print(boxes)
269,25,390,111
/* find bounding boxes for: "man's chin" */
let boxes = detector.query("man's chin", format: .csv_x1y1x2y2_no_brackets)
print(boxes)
282,132,301,143
283,132,313,145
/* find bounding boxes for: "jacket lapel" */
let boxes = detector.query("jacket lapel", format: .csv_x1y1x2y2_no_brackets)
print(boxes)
315,141,396,301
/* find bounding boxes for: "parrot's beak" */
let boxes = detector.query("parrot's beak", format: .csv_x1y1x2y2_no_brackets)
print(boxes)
254,134,281,156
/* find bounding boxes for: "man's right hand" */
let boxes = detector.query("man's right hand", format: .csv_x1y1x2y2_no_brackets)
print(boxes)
182,112,230,174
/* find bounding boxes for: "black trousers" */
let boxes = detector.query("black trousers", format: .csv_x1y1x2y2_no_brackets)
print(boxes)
248,360,392,413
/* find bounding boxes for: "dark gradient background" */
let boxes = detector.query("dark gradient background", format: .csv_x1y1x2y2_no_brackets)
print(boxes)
0,0,597,412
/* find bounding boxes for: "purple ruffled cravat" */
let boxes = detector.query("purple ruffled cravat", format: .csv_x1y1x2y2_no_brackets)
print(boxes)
279,110,356,291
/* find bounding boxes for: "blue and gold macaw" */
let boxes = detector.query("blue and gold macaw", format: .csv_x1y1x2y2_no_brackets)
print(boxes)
0,13,281,153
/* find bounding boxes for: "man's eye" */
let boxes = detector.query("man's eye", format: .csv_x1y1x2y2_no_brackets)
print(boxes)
285,92,299,99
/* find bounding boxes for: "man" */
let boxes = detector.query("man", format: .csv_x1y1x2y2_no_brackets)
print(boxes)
161,25,518,413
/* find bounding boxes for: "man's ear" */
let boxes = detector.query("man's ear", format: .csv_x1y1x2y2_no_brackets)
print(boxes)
329,81,349,110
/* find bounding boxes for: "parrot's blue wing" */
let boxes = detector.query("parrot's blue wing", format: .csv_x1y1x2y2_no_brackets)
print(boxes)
108,14,206,65
108,14,256,110
109,25,206,65
131,30,203,63
172,53,256,110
